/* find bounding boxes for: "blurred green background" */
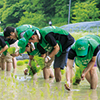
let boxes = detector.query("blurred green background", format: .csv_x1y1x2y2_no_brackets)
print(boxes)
0,0,100,31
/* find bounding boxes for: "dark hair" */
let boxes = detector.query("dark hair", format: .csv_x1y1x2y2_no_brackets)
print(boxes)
34,31,37,35
4,27,15,38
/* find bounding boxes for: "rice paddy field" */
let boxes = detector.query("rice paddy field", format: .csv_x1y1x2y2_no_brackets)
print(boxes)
70,32,100,40
0,32,100,100
0,63,100,100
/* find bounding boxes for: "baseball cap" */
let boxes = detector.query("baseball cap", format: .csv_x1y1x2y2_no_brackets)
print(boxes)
75,38,89,56
23,30,34,40
18,38,28,53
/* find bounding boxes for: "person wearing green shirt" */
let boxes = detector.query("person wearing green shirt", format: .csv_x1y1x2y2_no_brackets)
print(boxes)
3,24,38,56
14,38,54,79
0,32,17,71
65,35,100,90
3,24,39,40
3,24,39,71
23,26,75,82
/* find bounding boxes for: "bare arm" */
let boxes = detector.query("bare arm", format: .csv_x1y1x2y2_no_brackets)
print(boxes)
48,44,60,58
45,44,60,63
11,50,20,57
28,55,34,67
81,56,96,80
0,45,8,54
24,55,33,75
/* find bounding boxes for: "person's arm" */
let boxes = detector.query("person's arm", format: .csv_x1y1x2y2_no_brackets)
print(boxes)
24,55,34,75
65,48,76,90
0,37,8,54
81,56,96,80
66,59,74,88
45,44,60,63
45,33,60,62
29,55,34,67
48,44,60,58
11,50,20,57
0,45,8,54
81,45,100,80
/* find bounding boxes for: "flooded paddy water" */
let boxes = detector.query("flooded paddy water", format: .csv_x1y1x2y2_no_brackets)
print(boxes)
0,63,100,100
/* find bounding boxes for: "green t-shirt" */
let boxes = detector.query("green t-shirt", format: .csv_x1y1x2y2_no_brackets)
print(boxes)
29,43,41,56
40,26,69,36
39,26,69,57
84,34,100,44
16,24,40,39
71,36,99,68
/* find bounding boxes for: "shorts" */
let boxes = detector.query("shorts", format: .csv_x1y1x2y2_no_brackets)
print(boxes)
44,52,54,69
0,52,12,63
54,46,71,69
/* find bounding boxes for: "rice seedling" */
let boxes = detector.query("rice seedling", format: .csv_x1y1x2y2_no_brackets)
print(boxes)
23,59,29,64
40,90,44,97
72,64,84,85
27,55,44,77
15,75,17,79
61,69,65,75
11,73,14,77
17,60,24,66
7,47,16,54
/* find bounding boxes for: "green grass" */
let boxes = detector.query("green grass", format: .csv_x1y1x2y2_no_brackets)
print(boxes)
71,32,100,40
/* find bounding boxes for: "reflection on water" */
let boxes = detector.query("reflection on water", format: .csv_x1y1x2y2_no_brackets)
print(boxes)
0,66,99,100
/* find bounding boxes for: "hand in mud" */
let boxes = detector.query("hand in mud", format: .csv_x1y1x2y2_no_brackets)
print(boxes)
24,68,28,75
81,73,85,80
64,81,70,91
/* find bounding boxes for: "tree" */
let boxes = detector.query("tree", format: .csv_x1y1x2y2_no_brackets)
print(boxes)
72,0,100,23
0,0,32,28
0,0,3,8
16,11,45,28
0,0,100,28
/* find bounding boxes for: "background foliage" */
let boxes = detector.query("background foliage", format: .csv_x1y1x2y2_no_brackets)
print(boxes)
0,0,100,30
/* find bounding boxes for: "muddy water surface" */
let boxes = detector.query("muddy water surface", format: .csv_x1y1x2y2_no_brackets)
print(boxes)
0,65,100,100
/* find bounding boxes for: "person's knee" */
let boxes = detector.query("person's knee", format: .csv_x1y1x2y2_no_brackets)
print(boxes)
90,67,97,75
43,67,54,79
6,62,12,71
49,75,54,78
49,68,54,78
43,67,50,79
